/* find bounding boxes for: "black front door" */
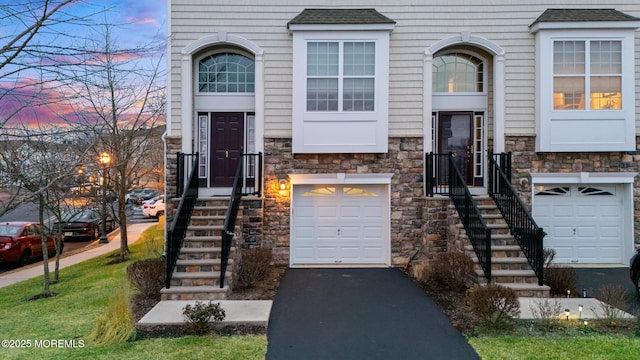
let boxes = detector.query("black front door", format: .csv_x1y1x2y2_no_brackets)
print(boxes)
211,112,244,187
438,112,474,185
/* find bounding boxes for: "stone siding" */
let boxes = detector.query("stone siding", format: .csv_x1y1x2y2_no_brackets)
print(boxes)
263,137,425,266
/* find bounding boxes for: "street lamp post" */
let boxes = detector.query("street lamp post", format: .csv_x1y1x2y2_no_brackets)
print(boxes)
99,152,111,244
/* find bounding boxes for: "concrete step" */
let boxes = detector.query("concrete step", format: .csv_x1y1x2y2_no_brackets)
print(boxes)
496,283,550,298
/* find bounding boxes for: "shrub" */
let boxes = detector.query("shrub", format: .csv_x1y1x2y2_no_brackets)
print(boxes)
544,265,579,296
126,258,166,300
182,301,226,334
89,282,135,345
468,284,520,330
234,247,273,290
592,284,629,326
529,296,563,329
427,252,475,292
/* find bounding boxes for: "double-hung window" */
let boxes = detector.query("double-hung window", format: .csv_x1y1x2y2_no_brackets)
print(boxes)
306,41,375,112
553,40,621,110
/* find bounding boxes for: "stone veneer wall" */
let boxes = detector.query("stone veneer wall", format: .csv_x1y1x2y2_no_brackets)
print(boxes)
505,135,640,246
263,137,425,266
164,136,182,235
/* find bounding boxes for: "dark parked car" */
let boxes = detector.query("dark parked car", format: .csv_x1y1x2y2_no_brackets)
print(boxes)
630,249,640,297
53,209,114,241
0,222,64,266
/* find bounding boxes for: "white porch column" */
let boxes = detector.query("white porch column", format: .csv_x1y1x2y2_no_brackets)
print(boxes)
493,54,505,153
180,53,193,154
423,50,433,153
255,51,265,154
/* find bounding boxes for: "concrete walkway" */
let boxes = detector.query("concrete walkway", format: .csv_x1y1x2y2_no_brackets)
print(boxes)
0,223,153,289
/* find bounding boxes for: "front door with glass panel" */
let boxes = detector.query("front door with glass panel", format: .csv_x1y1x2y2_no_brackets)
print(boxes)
438,112,474,185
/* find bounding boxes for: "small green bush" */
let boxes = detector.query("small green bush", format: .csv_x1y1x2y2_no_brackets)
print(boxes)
182,301,226,334
428,252,476,292
468,284,520,330
127,258,166,300
234,247,273,290
88,282,135,345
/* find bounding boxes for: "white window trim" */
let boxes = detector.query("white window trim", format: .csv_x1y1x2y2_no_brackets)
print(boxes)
292,30,390,153
533,28,638,152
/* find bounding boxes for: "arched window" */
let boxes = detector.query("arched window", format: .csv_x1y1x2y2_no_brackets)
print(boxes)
198,53,255,93
433,53,484,93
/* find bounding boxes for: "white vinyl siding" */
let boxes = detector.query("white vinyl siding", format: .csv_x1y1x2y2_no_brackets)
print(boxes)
169,1,640,139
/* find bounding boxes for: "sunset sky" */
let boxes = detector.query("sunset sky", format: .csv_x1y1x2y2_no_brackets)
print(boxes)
0,0,167,130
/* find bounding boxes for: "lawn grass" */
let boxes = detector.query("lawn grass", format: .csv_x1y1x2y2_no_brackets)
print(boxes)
469,334,640,360
0,223,267,360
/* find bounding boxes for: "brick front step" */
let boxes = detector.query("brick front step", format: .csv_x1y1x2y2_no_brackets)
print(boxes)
175,258,234,273
170,271,231,287
183,236,223,248
178,246,234,260
160,285,230,301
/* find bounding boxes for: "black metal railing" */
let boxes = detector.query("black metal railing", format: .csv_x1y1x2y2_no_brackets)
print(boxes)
166,153,199,288
241,153,263,197
426,152,452,196
220,153,247,288
448,155,492,282
176,152,199,198
488,152,545,286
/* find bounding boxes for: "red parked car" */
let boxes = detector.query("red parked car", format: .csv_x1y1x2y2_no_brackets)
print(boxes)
0,222,64,266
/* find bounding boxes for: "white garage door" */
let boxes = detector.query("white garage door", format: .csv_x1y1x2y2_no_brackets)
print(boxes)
533,185,622,264
291,184,388,266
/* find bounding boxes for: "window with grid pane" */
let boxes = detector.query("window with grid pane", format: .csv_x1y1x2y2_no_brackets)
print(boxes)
306,41,375,112
198,53,255,93
553,40,621,110
432,53,483,93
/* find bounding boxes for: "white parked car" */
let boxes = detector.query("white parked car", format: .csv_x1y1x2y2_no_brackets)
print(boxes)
142,195,165,220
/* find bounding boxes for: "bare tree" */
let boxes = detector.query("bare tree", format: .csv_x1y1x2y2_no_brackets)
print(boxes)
0,0,93,128
0,127,85,295
0,0,96,218
61,21,166,262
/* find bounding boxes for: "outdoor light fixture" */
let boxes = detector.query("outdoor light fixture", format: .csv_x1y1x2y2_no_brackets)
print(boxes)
279,179,287,190
567,289,571,298
99,152,111,244
583,288,588,298
583,317,589,326
578,304,583,320
565,309,570,321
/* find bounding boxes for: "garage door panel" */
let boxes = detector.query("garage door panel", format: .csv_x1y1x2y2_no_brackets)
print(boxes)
292,184,388,266
533,184,622,264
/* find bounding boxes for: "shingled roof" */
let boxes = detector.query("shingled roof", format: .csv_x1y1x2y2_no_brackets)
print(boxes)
288,8,395,28
531,8,640,26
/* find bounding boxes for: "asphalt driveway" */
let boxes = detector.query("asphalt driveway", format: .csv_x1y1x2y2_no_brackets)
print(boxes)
574,266,639,314
266,268,480,360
